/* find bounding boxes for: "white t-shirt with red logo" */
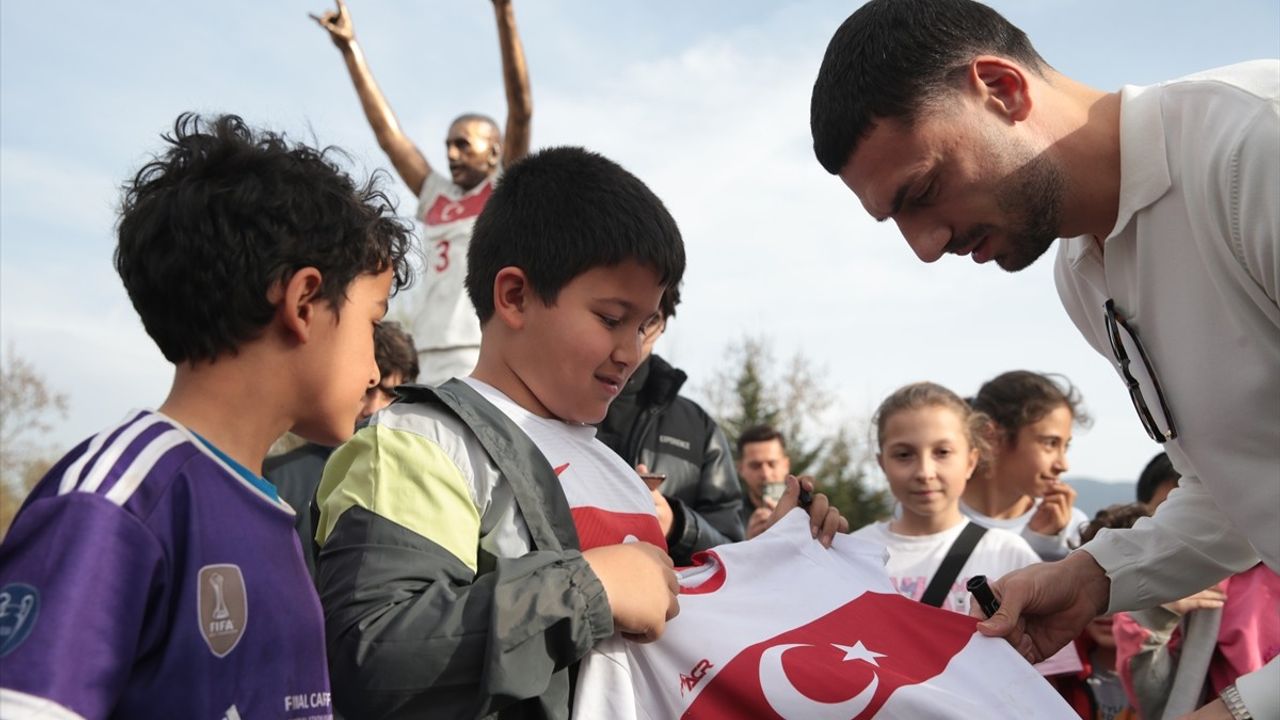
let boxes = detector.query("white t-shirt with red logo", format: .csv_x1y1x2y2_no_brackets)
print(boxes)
464,378,666,550
573,511,1074,720
397,169,495,355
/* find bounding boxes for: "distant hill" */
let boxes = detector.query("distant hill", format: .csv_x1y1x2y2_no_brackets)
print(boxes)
1066,477,1137,518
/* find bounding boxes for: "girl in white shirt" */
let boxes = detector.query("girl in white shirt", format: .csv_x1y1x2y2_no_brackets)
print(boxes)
854,382,1041,616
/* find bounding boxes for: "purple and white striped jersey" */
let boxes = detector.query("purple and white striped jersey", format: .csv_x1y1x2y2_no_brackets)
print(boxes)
0,410,332,720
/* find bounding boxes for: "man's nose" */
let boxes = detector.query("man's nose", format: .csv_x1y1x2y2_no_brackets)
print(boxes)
896,217,952,263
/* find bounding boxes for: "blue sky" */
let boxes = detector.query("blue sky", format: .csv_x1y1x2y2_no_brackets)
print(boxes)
2,0,1277,483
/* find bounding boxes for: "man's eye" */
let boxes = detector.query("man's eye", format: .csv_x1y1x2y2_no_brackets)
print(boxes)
913,180,937,206
597,313,620,328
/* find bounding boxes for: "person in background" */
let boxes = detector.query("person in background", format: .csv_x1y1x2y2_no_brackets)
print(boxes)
853,381,1042,616
595,285,745,566
736,424,792,539
265,321,420,580
1135,451,1180,514
1113,456,1279,719
311,0,532,384
1051,504,1146,720
963,370,1091,560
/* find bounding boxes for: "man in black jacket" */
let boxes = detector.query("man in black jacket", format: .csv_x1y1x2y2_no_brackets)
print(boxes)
596,287,746,566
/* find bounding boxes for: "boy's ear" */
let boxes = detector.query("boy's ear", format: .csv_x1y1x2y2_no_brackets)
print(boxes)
277,267,326,342
970,55,1033,123
492,266,532,330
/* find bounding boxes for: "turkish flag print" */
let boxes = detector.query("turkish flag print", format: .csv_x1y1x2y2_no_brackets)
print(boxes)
422,181,493,225
683,591,976,719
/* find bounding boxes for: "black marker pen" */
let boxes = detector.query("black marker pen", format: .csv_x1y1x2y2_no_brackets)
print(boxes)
967,575,1001,618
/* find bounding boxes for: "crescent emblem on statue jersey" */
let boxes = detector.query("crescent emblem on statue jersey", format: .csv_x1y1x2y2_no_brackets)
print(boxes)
440,199,466,223
758,642,883,719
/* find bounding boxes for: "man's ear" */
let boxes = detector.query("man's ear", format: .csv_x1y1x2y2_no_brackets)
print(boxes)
492,266,531,330
970,55,1033,123
278,267,325,342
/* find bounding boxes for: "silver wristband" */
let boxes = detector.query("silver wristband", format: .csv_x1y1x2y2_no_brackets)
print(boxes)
1221,683,1252,720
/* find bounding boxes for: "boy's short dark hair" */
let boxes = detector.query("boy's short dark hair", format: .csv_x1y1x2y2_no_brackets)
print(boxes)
465,146,685,323
115,113,414,364
1136,452,1180,505
810,0,1050,174
374,321,420,383
736,424,787,456
659,282,682,321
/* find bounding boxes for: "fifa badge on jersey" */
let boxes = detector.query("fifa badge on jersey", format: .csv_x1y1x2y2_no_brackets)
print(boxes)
0,583,40,657
198,564,247,657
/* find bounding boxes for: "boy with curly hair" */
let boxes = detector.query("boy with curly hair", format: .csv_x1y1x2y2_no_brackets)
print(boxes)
0,113,413,720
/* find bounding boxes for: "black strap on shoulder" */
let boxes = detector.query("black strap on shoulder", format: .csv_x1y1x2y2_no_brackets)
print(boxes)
920,521,989,608
394,379,581,554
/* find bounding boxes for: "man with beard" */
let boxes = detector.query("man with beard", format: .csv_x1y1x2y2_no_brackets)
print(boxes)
809,1,1278,718
312,0,532,385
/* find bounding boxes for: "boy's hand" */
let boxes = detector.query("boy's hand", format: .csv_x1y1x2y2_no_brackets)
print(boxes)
1028,480,1077,536
583,542,680,643
762,475,848,548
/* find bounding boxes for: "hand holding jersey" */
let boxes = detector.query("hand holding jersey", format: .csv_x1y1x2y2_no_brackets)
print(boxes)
771,474,848,547
583,542,680,643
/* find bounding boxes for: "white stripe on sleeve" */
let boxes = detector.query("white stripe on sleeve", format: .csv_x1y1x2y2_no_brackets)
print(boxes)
0,688,87,720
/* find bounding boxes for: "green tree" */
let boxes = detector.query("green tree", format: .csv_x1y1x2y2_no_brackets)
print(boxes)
700,336,891,529
809,425,893,531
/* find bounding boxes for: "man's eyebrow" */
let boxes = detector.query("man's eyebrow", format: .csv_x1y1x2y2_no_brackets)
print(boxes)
872,182,913,223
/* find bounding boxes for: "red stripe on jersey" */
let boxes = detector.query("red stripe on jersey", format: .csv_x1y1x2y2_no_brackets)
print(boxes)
681,551,727,595
422,182,493,225
571,507,667,552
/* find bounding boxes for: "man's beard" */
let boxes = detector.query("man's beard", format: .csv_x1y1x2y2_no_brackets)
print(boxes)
992,146,1065,272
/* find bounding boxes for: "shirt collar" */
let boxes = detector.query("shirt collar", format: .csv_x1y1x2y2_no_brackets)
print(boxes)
1065,81,1174,268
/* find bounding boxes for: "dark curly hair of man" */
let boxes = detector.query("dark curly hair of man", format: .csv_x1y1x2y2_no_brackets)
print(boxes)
115,112,415,364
